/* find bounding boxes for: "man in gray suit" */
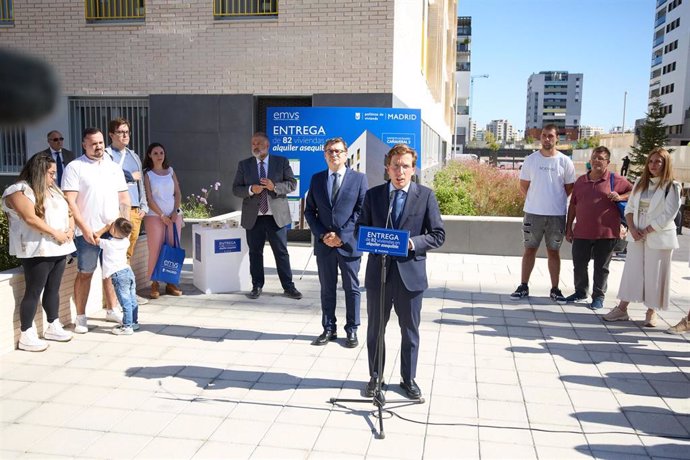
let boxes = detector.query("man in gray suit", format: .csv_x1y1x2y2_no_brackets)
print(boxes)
232,132,302,300
33,130,75,188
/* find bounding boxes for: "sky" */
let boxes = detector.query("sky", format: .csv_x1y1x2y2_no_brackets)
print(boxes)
459,0,656,133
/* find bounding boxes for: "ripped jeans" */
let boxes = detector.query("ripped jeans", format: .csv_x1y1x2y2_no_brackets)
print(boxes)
522,213,565,250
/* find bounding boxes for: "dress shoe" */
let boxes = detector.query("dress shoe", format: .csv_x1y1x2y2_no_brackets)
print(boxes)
165,284,182,296
247,286,262,299
345,331,359,348
283,287,303,299
400,379,422,400
365,377,385,397
311,330,337,346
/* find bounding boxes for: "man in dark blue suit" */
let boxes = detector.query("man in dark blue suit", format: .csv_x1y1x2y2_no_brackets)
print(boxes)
305,137,368,348
356,144,445,400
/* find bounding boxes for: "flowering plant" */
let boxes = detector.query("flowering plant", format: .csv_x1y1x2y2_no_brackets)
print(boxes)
181,181,221,219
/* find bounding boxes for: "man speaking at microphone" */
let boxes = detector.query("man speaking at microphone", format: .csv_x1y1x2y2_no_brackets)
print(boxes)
356,144,445,400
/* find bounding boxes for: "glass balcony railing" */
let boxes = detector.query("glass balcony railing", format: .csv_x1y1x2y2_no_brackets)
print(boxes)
653,35,664,47
655,14,666,27
652,55,663,67
657,0,667,8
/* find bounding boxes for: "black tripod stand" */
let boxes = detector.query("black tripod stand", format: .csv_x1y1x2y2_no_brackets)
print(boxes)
329,252,425,439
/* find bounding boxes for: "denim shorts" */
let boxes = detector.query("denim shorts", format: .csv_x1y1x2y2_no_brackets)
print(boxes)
75,235,102,273
522,213,565,250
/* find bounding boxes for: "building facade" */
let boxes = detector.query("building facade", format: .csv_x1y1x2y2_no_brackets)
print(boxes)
579,126,606,138
525,71,583,141
486,119,515,144
0,0,457,210
453,15,471,153
649,0,690,145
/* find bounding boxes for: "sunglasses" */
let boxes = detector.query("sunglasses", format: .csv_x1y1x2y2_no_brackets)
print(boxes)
51,137,64,142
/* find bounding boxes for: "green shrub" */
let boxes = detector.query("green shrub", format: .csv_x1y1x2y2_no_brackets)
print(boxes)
433,160,524,217
0,210,20,271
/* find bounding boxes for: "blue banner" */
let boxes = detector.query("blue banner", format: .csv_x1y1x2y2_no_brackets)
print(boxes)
267,107,421,199
357,226,410,257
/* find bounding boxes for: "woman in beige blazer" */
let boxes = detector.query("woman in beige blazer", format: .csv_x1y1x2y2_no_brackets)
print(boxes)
603,148,681,327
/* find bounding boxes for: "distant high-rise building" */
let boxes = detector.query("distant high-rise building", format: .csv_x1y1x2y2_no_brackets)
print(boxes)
469,119,478,141
648,0,689,145
579,126,606,138
486,119,515,143
454,16,472,151
525,71,583,141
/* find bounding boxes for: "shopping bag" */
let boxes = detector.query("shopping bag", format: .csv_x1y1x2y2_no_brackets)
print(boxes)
151,223,185,285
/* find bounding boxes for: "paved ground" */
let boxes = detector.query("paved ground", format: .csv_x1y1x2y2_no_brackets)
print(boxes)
1,235,689,459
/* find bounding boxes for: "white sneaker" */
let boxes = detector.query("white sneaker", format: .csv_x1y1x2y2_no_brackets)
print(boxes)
136,295,148,305
105,309,123,324
74,315,89,334
18,326,48,352
44,319,73,342
111,325,133,336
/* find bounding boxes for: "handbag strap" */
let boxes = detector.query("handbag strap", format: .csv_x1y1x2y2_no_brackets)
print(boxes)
172,222,180,248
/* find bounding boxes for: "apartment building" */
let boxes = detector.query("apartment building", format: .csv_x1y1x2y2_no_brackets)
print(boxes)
453,15,471,152
486,119,515,144
525,71,583,141
579,126,606,138
0,0,457,210
649,0,690,145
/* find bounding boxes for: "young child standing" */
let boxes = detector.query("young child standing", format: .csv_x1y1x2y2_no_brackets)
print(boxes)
95,218,139,335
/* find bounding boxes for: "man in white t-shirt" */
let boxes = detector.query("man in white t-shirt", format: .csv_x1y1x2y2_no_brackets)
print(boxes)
511,124,575,303
63,128,130,333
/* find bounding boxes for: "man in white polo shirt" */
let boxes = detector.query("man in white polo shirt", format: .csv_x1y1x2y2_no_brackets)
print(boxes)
511,124,576,303
63,127,130,333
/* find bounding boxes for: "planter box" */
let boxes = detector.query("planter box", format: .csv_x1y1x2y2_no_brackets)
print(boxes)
0,236,149,355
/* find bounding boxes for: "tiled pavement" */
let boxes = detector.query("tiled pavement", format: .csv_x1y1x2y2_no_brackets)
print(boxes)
1,235,689,459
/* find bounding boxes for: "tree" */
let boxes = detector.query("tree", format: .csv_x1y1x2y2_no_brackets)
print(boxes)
628,97,672,179
484,131,500,165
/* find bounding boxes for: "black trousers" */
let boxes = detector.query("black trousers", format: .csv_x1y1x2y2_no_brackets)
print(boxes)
246,215,294,290
20,256,67,331
571,238,617,299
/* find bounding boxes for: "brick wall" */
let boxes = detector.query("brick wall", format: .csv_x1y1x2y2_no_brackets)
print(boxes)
1,0,395,96
0,236,150,354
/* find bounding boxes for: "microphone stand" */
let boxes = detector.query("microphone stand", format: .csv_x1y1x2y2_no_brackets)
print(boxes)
329,190,424,440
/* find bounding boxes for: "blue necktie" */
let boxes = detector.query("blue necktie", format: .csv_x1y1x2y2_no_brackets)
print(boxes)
330,172,340,205
259,160,268,214
55,151,63,187
391,189,405,228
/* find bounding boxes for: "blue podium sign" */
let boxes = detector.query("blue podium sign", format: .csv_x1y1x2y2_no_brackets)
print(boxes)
357,226,410,257
214,238,241,254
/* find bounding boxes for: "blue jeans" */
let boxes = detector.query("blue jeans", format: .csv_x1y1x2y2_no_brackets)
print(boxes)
111,267,138,327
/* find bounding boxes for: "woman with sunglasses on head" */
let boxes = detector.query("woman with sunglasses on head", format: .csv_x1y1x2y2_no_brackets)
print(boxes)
142,142,183,299
603,148,681,327
2,152,76,351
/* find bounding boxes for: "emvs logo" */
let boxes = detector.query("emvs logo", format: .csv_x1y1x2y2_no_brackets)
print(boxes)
272,111,300,121
163,260,179,270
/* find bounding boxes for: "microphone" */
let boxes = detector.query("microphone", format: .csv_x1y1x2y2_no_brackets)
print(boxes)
0,49,58,125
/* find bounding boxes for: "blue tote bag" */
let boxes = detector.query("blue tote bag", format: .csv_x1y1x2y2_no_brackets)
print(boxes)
151,223,185,285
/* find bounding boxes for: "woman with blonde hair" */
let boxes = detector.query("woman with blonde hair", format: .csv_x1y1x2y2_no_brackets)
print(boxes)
2,152,76,351
603,148,681,326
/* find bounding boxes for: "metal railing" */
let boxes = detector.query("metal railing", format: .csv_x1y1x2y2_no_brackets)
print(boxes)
0,0,13,24
68,97,149,158
0,126,26,174
213,0,278,18
85,0,145,21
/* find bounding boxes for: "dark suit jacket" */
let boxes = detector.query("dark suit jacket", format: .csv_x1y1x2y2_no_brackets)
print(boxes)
357,181,445,292
232,154,297,230
34,148,76,165
304,168,368,257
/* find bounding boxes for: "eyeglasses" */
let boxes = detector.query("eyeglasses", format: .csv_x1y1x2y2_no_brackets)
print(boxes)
50,137,64,142
114,130,130,136
325,149,345,154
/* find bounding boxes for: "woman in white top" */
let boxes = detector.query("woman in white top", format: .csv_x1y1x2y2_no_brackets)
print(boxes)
603,148,681,327
143,142,183,299
1,152,76,351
